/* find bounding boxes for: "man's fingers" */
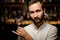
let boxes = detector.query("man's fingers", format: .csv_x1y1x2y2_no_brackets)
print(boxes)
16,30,21,33
17,27,24,32
12,27,24,36
12,30,22,36
12,31,19,35
18,27,23,29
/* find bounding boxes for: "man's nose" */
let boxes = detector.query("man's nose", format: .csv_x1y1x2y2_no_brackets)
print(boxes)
34,12,37,17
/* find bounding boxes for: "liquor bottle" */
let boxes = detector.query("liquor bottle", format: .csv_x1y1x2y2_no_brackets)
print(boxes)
43,0,46,2
11,0,15,2
22,0,24,3
5,0,11,2
49,0,52,2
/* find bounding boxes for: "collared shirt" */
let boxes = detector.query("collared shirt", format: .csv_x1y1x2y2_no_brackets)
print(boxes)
17,23,57,40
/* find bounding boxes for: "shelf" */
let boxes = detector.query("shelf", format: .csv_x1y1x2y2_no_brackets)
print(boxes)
0,2,26,7
46,20,60,25
0,2,60,7
44,2,60,7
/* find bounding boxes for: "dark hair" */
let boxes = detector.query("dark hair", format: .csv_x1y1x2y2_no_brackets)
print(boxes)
27,0,44,8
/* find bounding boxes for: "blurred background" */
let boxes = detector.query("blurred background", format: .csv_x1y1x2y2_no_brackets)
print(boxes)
0,0,60,40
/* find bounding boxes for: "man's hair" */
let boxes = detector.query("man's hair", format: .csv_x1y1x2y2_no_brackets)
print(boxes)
27,0,44,8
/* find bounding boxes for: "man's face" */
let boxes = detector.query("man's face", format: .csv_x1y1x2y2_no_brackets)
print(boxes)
29,2,44,23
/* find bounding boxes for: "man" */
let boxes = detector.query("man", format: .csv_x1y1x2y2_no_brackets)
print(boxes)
12,0,58,40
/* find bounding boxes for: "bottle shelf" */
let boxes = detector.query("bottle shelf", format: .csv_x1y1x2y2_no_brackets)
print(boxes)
0,2,60,7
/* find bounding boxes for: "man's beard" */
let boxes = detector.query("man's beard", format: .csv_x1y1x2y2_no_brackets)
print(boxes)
33,18,42,23
30,14,44,24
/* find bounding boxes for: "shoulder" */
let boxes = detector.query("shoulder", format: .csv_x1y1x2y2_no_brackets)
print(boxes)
45,23,57,29
42,23,58,33
46,23,58,39
45,23,58,33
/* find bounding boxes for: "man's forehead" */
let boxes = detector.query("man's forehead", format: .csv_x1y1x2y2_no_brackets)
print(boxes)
28,2,42,11
29,2,42,8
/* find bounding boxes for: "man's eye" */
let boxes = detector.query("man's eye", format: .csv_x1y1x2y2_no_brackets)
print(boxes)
29,11,34,14
36,10,41,13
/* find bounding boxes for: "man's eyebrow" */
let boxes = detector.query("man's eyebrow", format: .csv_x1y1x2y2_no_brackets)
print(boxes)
36,9,41,12
29,11,34,13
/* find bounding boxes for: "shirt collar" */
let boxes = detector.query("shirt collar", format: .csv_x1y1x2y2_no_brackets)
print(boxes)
32,22,46,30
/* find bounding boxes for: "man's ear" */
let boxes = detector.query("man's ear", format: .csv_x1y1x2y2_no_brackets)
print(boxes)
43,8,48,19
43,8,47,16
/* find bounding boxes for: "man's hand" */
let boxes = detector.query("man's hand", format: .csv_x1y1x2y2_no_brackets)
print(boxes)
12,27,33,40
